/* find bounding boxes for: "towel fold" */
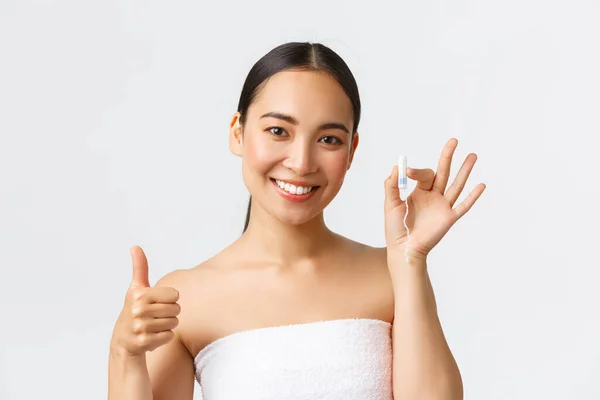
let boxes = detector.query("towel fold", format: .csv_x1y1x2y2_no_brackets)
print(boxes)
194,318,393,400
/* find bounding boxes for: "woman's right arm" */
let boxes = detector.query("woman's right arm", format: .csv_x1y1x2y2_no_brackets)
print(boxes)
108,246,195,400
108,345,152,400
108,331,195,400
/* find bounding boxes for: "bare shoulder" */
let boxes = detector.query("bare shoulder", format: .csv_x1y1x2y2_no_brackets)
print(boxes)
330,234,394,322
151,253,236,357
153,260,217,295
333,233,389,271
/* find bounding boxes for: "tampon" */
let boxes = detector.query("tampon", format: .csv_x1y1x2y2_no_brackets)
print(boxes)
398,155,407,189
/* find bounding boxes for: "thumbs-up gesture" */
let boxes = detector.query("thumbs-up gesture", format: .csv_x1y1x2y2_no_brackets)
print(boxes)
111,246,181,357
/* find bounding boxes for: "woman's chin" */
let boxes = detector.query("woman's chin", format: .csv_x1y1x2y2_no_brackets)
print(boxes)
272,209,321,227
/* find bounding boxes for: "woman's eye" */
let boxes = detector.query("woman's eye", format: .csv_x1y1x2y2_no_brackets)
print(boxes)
319,136,342,145
268,127,287,136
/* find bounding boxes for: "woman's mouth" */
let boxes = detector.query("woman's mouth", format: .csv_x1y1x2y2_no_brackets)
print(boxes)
270,178,320,201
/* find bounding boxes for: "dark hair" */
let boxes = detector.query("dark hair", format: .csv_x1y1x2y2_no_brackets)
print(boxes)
238,42,362,233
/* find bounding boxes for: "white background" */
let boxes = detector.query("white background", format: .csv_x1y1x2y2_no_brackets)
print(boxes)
1,0,599,399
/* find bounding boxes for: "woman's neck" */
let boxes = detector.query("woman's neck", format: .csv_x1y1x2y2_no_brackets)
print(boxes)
238,207,339,266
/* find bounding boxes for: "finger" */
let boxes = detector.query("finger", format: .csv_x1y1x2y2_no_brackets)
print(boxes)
146,330,175,351
146,317,179,333
453,183,486,220
407,168,435,191
384,165,404,210
135,330,175,352
445,153,478,206
144,286,180,304
432,138,458,194
138,303,181,318
130,246,150,288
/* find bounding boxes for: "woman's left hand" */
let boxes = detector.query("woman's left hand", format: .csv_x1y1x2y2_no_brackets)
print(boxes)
384,138,486,261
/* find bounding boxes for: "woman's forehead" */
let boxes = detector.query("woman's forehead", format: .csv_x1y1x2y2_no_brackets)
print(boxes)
247,70,354,123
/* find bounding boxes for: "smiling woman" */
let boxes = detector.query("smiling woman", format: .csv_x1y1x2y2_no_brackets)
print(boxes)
108,41,483,400
231,43,361,232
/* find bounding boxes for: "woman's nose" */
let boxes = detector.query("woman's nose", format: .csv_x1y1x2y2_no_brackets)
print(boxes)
282,141,318,177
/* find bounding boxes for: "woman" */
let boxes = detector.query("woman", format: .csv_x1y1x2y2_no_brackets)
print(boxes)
108,42,486,400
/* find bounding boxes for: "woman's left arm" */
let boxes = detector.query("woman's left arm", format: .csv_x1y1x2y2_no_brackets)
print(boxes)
382,138,486,400
388,250,463,400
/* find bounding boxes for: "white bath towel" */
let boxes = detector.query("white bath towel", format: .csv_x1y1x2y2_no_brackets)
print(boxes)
194,318,393,400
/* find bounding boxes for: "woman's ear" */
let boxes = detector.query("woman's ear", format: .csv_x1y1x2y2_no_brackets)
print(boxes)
347,132,360,170
229,112,243,157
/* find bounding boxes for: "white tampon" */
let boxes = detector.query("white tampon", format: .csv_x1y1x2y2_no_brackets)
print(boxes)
398,155,407,189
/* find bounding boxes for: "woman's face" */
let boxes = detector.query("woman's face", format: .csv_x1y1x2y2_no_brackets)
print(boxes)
230,69,359,226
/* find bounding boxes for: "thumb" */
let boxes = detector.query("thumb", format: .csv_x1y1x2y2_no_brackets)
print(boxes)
407,167,435,191
130,246,150,288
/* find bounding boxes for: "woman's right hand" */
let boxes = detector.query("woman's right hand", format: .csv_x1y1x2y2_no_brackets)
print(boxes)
110,246,181,357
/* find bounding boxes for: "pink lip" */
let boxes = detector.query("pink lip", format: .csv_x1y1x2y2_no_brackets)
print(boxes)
270,179,319,203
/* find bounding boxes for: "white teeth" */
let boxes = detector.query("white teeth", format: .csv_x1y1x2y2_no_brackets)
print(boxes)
275,179,315,195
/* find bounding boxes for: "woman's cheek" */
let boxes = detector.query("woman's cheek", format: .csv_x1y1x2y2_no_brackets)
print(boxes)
325,151,351,182
244,134,278,169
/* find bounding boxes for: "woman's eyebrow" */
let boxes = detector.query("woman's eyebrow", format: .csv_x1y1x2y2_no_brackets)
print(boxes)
260,111,299,125
319,122,350,135
260,111,350,134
